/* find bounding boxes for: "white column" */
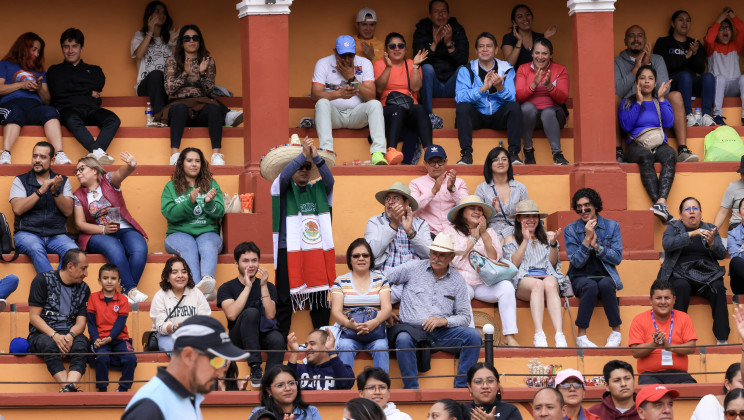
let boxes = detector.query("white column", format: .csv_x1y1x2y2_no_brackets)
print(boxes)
236,0,293,18
566,0,616,16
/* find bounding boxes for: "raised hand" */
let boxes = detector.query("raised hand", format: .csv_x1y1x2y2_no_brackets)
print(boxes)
544,24,558,39
190,188,199,203
383,52,393,68
446,169,457,190
542,69,552,89
432,26,444,46
413,49,429,66
302,136,313,157
441,24,454,46
642,43,652,65
432,172,446,194
478,216,488,235
256,267,269,286
204,188,217,203
492,73,505,91
360,41,375,61
532,68,544,90
512,24,522,42
635,79,645,104
199,57,211,75
120,152,137,168
324,328,336,351
401,205,414,233
287,332,300,351
733,305,744,339
389,202,405,228
657,80,672,100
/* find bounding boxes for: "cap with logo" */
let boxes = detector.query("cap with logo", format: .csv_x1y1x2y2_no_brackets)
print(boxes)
172,315,250,361
335,35,356,55
424,144,447,161
635,385,680,410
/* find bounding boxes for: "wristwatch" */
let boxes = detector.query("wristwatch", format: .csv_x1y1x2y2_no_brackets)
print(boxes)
448,185,456,193
35,190,43,197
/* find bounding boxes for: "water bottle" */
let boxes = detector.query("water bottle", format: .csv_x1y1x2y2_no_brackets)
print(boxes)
145,102,153,125
498,140,503,148
694,107,702,126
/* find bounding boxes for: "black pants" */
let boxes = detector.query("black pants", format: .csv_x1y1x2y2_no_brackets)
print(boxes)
383,104,432,150
168,102,222,149
571,276,621,329
275,248,331,338
455,101,522,157
60,105,120,153
94,338,137,391
638,369,697,385
229,308,285,371
28,331,89,376
670,274,730,341
136,70,168,114
729,256,744,295
625,142,676,202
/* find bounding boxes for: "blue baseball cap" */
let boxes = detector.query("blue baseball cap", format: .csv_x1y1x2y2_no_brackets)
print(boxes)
9,337,29,355
424,145,447,161
335,35,356,55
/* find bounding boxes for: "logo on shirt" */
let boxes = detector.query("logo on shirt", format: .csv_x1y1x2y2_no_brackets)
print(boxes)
354,65,363,75
302,218,321,245
113,305,120,312
12,70,41,83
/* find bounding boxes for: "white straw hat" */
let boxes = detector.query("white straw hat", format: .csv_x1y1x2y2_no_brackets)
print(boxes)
259,134,336,182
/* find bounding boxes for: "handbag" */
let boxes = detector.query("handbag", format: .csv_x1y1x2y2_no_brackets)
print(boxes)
340,307,386,343
672,258,726,294
142,294,185,351
468,249,518,286
0,212,20,262
385,60,414,111
631,99,665,152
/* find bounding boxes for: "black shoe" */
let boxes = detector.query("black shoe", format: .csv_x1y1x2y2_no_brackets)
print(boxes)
60,384,79,392
523,148,536,164
457,152,473,165
616,147,625,163
713,115,727,126
250,364,263,388
552,152,570,165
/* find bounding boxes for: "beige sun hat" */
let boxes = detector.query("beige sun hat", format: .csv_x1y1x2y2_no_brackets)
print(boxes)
508,199,548,219
447,195,496,223
259,134,337,182
374,182,419,211
429,233,455,253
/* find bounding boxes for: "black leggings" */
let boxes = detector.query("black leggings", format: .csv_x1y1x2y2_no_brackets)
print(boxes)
168,102,222,149
625,142,676,202
383,103,432,150
136,71,168,114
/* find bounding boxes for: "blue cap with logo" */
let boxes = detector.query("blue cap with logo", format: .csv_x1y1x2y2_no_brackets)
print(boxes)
424,145,447,161
335,35,356,55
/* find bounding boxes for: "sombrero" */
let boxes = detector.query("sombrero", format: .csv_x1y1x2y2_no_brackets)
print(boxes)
447,195,496,223
259,134,337,182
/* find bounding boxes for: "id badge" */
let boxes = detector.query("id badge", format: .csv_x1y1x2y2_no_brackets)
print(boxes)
661,350,673,366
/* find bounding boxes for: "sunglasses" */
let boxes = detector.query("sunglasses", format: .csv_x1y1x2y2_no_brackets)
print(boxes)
575,207,592,214
725,410,744,419
557,382,583,390
194,349,228,369
351,253,370,259
299,162,312,171
182,35,201,43
388,43,405,50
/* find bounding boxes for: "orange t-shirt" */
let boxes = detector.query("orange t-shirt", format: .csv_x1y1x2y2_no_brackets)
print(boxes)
629,310,697,373
373,58,421,105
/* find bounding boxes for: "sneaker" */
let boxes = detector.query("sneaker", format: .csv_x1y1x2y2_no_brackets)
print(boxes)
552,152,569,165
197,275,218,301
59,384,79,392
523,148,536,165
533,331,548,347
224,110,244,127
456,151,473,165
676,146,699,163
127,288,149,303
89,148,115,165
384,147,404,165
701,114,716,127
371,152,388,165
169,153,180,165
250,364,263,388
428,113,443,129
555,332,568,348
211,153,226,166
605,331,622,347
576,335,598,348
650,203,674,224
55,151,72,165
512,157,524,165
0,299,7,313
713,115,727,126
717,340,728,345
686,113,699,127
146,120,160,127
616,147,625,163
0,150,10,165
299,117,315,128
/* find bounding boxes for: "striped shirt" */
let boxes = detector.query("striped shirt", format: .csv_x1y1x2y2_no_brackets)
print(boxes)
331,271,390,310
503,239,568,290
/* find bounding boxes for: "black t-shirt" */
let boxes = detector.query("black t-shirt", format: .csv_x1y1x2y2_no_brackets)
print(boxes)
477,61,498,94
569,250,609,278
502,31,545,69
216,277,278,332
28,271,90,333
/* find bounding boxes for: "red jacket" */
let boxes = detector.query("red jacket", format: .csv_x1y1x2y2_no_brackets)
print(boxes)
515,61,569,106
588,392,640,420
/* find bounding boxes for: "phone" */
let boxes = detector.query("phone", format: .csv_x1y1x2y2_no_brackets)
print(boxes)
349,81,361,89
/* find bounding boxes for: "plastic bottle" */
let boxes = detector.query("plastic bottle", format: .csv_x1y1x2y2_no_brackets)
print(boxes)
694,107,702,126
498,140,503,148
145,102,153,125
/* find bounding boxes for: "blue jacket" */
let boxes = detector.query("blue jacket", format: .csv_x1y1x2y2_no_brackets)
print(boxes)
728,223,744,259
657,219,726,282
455,58,515,116
564,215,624,290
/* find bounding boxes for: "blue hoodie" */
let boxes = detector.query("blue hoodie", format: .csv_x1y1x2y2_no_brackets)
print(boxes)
455,58,516,115
288,356,355,390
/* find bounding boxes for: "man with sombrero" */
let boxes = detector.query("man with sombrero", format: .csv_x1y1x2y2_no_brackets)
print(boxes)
260,135,337,337
364,182,432,274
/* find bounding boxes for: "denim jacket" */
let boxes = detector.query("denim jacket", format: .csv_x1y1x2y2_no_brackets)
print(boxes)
564,215,623,290
728,223,744,259
657,219,726,282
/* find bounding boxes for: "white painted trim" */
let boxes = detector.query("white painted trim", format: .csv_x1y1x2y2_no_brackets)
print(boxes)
567,0,616,16
236,0,293,18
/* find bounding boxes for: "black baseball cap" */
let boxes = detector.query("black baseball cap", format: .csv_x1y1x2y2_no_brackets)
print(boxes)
172,315,250,361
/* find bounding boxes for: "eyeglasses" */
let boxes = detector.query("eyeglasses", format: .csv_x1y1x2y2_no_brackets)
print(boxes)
74,165,88,175
557,382,583,390
384,196,402,203
194,349,228,369
273,380,298,390
363,385,388,392
351,253,370,259
299,162,312,171
388,43,405,50
182,35,201,43
683,206,700,212
426,159,446,167
472,377,497,385
725,410,744,419
720,26,733,32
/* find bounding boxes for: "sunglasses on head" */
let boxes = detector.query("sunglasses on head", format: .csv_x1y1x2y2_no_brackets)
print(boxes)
194,349,228,369
299,162,312,171
182,35,200,43
388,43,405,50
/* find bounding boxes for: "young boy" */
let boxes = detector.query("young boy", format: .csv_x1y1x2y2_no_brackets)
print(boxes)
87,263,138,392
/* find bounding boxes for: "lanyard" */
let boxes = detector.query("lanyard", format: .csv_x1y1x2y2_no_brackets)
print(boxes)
651,310,674,343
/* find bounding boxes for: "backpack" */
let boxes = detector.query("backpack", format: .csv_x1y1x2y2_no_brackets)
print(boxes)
0,213,20,262
704,125,744,162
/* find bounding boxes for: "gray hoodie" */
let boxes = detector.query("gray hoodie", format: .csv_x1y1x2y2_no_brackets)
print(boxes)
614,50,670,98
384,402,413,420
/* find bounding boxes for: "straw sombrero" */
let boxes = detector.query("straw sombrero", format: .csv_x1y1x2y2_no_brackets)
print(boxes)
259,134,337,182
374,182,419,211
447,195,496,223
508,199,548,219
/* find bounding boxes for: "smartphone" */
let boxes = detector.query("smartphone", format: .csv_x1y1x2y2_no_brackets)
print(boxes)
349,81,361,89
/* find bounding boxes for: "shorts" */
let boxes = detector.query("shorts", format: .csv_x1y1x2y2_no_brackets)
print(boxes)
0,97,59,126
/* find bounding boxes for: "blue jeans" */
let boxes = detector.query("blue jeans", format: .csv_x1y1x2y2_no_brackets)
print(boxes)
164,232,222,283
87,228,148,292
395,325,482,389
14,231,78,274
157,334,174,352
0,274,19,300
336,336,389,372
671,71,715,115
420,64,458,114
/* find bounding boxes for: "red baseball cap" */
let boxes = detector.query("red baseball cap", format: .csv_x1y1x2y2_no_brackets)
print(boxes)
635,385,680,409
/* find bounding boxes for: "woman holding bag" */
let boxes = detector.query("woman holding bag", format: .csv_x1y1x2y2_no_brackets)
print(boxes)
442,195,519,346
619,64,676,224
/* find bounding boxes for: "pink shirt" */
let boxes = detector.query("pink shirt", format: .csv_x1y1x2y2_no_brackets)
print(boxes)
442,226,503,286
409,174,469,234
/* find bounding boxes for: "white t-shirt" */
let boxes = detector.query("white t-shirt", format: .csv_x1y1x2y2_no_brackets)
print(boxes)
130,30,176,92
312,54,374,111
690,394,723,420
10,175,73,201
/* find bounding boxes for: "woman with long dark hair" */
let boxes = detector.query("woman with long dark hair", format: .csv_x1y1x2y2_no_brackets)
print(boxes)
131,1,175,115
463,363,521,419
501,4,557,68
249,365,321,420
691,362,742,419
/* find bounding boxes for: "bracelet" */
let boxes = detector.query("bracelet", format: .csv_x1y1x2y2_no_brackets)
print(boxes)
470,236,478,244
446,43,454,49
550,241,559,248
515,45,522,49
35,190,43,197
412,64,419,69
407,231,416,240
146,32,153,38
261,295,270,299
101,225,106,235
69,331,76,339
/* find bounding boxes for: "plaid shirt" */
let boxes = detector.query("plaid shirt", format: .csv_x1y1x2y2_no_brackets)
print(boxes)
382,224,416,272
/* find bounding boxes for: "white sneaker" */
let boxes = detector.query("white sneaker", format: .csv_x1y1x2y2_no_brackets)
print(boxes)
89,148,115,165
576,335,598,348
55,151,72,164
169,153,180,165
197,275,217,301
686,113,699,127
701,114,716,127
127,288,149,303
555,332,568,347
605,331,622,347
717,340,728,345
211,153,226,166
0,150,10,165
146,120,160,127
0,298,7,313
224,110,243,127
533,331,548,347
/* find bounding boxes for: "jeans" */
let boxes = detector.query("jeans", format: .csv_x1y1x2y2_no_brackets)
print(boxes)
168,102,222,149
94,339,138,391
14,231,78,274
467,282,518,335
59,105,120,152
670,71,715,115
420,64,458,114
395,325,482,389
164,231,222,283
28,331,89,376
314,99,386,154
383,104,433,151
625,142,676,202
87,228,148,292
671,274,730,341
137,70,168,115
713,75,744,117
0,274,19,300
570,276,621,329
520,102,565,153
456,101,523,157
336,336,389,372
228,307,285,371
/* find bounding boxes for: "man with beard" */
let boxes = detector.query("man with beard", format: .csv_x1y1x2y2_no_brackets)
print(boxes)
9,141,78,272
